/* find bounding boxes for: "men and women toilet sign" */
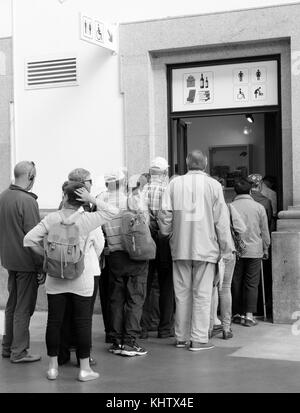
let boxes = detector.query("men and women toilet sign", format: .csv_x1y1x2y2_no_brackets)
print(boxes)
80,13,117,53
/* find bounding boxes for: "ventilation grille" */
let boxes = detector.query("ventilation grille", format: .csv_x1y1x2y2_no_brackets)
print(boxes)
25,57,78,89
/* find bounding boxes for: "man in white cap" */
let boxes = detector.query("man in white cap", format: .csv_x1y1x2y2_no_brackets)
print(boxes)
140,156,175,339
98,169,149,357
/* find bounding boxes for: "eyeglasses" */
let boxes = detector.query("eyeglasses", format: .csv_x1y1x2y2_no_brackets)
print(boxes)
84,179,92,185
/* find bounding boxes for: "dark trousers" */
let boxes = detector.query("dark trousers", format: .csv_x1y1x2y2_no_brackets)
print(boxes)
47,293,92,359
2,271,38,360
99,263,111,335
231,257,262,315
141,234,175,335
108,251,148,345
58,277,99,363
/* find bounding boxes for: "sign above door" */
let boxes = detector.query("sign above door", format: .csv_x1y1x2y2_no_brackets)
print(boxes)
171,59,278,112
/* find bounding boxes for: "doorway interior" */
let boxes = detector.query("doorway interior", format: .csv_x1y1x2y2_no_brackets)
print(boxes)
170,110,282,211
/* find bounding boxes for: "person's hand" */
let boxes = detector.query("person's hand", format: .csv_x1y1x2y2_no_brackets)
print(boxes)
37,273,46,285
221,252,233,263
75,187,94,204
263,253,269,260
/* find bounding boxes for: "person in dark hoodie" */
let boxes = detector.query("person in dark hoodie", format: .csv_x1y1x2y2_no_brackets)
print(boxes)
0,161,43,363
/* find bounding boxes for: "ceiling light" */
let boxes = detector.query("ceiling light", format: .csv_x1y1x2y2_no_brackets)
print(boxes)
246,114,254,123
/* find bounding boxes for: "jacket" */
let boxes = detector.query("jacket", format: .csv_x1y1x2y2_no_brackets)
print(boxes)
0,184,42,272
231,194,270,258
158,171,233,263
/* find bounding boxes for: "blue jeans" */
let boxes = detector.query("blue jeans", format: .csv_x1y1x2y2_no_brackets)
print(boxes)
219,256,236,331
2,271,38,360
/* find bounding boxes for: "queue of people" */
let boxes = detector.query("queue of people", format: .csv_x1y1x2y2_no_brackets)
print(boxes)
0,153,275,382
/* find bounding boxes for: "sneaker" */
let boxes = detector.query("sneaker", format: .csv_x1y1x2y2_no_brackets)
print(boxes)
108,343,124,355
189,342,215,351
121,342,148,357
175,341,187,348
11,354,41,363
243,317,258,327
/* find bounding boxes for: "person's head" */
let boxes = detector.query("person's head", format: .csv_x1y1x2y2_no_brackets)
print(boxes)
186,150,207,171
234,178,252,195
138,173,150,189
62,182,86,209
248,173,263,192
14,161,36,191
68,168,92,192
104,169,126,192
149,157,169,176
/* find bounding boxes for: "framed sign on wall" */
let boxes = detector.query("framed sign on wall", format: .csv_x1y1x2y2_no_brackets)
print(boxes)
171,59,278,112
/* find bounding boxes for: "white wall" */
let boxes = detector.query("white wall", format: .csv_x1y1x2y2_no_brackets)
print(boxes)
0,0,12,38
13,0,297,207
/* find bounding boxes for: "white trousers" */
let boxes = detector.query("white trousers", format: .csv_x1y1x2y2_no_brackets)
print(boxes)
173,260,215,343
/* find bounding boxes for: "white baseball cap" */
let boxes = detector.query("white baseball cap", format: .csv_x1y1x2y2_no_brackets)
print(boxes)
150,157,169,171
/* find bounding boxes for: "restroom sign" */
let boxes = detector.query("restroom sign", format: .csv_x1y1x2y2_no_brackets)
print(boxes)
172,60,278,112
80,13,118,53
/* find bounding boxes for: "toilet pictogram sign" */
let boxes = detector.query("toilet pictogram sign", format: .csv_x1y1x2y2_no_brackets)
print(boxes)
80,13,117,54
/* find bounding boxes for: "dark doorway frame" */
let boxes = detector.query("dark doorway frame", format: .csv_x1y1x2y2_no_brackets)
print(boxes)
167,54,283,211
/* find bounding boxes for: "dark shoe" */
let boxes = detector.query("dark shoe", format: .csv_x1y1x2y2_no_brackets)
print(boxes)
157,332,174,339
139,330,149,339
108,343,124,355
189,342,215,351
121,342,148,357
222,330,233,340
175,341,187,348
232,314,243,324
11,354,41,363
243,317,258,327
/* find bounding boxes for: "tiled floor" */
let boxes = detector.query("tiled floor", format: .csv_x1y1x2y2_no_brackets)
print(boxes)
0,310,300,393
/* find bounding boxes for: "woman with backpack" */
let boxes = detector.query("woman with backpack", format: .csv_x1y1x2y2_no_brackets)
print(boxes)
23,182,118,382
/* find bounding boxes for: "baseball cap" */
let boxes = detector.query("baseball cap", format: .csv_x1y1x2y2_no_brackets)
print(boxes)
150,157,169,171
104,169,125,183
248,174,263,186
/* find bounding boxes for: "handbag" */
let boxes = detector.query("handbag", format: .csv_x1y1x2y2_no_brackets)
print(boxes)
229,205,246,259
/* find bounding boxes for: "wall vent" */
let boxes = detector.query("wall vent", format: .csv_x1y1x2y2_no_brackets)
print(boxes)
25,57,78,89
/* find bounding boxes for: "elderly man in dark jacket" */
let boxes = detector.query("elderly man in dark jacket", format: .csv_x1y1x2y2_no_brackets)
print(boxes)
0,161,43,363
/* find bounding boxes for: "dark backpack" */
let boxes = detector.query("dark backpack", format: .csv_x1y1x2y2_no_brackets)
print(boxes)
43,211,85,279
121,202,156,261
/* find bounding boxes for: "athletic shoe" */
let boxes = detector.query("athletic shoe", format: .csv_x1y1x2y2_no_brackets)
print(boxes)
189,342,215,351
108,344,124,355
120,342,148,357
243,317,258,327
175,341,188,348
11,354,41,363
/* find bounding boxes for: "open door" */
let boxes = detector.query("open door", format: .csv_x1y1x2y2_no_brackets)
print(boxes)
171,118,188,176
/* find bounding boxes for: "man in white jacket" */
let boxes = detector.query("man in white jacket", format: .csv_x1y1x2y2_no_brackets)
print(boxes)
159,150,233,351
